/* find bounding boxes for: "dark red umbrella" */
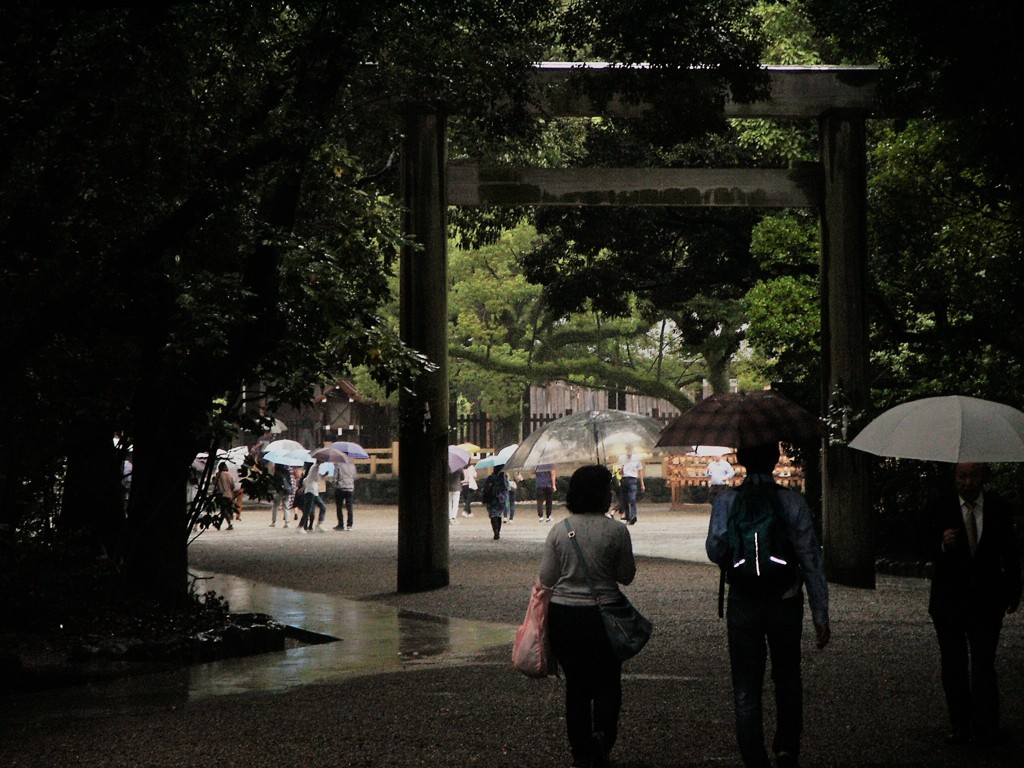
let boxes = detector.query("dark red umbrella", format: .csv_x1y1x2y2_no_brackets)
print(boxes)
656,390,824,450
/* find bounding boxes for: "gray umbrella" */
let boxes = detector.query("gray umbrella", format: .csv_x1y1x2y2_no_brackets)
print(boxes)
849,395,1024,463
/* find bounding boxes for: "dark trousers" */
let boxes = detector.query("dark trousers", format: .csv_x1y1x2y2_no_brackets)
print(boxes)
549,602,623,766
335,489,354,528
537,487,553,519
726,591,804,767
709,484,728,508
933,612,1005,739
301,494,326,529
621,477,639,522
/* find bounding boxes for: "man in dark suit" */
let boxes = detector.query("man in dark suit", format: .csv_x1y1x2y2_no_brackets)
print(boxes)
928,462,1021,746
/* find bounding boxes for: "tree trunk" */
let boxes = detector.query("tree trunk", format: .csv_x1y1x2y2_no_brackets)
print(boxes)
820,114,875,588
397,109,450,593
119,396,201,608
703,348,732,395
60,422,125,558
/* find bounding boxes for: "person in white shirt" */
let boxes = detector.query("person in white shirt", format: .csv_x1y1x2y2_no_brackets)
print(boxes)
617,448,645,525
299,461,326,532
706,455,736,506
461,461,478,517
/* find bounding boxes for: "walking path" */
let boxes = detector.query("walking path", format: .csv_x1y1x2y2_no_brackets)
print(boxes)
2,501,1022,767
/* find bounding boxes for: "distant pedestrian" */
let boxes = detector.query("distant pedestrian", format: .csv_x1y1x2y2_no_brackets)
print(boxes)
214,462,239,530
333,459,357,531
483,469,510,540
506,473,519,522
449,468,464,524
298,462,326,532
461,461,478,517
706,454,736,507
617,448,644,525
536,464,557,523
281,466,299,521
269,462,294,527
186,462,200,509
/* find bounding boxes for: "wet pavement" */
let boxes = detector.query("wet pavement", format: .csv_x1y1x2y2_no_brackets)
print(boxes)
177,501,711,698
5,502,1024,767
185,570,517,698
3,502,711,714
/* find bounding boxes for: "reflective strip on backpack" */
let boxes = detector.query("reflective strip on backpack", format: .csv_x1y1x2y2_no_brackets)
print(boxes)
754,532,761,576
769,556,788,565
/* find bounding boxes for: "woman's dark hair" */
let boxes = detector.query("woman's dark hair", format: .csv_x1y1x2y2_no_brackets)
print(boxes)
565,465,613,515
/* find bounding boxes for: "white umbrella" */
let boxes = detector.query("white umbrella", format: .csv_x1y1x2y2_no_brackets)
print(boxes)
849,395,1024,463
497,443,519,461
263,449,314,467
261,439,306,454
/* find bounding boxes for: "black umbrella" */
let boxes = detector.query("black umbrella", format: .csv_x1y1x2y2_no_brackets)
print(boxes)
656,390,824,450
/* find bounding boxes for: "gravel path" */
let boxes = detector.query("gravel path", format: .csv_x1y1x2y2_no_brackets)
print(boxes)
2,502,1022,767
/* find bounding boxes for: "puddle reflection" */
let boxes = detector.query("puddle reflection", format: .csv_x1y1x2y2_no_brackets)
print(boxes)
181,571,514,699
9,573,515,717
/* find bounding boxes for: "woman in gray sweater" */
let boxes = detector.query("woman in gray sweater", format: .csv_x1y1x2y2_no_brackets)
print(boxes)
540,465,637,768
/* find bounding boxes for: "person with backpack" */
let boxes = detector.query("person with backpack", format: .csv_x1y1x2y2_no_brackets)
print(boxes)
481,468,510,540
705,442,830,768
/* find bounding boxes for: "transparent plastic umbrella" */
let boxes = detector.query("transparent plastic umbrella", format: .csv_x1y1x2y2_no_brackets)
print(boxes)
503,410,664,472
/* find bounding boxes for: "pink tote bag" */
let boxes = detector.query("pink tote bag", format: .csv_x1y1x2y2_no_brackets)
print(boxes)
511,581,558,678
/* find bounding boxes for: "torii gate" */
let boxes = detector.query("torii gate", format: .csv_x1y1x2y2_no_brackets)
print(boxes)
397,64,878,592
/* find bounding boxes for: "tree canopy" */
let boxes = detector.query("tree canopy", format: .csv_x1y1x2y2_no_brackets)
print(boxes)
6,0,1024,600
0,1,558,603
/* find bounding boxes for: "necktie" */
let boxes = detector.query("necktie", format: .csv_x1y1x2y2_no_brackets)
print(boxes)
964,501,978,556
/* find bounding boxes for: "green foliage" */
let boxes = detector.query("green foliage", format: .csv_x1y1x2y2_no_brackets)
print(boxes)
0,1,559,599
449,223,542,417
801,0,1024,213
753,0,827,66
866,119,1024,405
447,221,700,416
742,211,820,385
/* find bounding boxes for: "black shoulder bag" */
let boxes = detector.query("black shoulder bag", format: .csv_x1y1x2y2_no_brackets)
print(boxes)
563,518,652,661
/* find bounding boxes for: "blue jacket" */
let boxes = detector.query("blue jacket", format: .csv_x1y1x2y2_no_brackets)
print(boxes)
706,474,829,628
